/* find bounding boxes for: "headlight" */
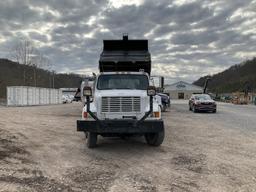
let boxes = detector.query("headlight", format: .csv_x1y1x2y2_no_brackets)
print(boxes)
195,101,201,105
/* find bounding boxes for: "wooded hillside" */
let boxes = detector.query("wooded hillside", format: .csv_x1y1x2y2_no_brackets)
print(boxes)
193,58,256,93
0,59,83,98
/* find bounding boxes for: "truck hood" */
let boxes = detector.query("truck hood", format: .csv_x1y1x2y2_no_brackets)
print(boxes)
95,89,147,97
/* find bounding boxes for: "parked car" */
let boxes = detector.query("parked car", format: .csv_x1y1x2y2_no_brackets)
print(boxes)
68,94,74,101
62,95,72,104
189,94,216,113
157,93,170,112
62,95,68,104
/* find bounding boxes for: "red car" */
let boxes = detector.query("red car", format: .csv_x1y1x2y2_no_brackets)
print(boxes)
189,94,216,113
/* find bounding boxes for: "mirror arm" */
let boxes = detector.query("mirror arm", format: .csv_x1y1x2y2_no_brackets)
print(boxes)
86,96,99,121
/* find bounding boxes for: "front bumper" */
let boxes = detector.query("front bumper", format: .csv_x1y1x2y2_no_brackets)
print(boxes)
77,119,164,133
195,105,216,111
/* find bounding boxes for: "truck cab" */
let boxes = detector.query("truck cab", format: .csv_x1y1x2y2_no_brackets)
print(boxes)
77,35,164,148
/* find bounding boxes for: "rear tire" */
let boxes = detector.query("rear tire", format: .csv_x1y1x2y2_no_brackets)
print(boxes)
162,104,167,112
145,129,164,146
86,132,97,148
213,109,216,113
160,105,163,112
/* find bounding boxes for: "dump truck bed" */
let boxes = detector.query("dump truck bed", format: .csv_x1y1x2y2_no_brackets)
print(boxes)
99,36,151,74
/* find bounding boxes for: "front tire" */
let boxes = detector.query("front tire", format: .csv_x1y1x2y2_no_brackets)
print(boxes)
192,105,197,113
86,132,97,148
145,129,165,146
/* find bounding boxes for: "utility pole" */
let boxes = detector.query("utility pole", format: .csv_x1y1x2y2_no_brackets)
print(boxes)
49,72,51,88
23,70,26,85
244,81,251,104
203,77,211,94
33,64,37,87
52,71,55,88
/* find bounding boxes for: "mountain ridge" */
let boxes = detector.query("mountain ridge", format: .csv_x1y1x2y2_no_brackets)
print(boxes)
0,59,83,98
193,57,256,94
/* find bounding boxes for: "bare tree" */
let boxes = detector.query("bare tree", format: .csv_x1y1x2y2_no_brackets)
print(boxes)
9,39,56,88
44,57,55,88
10,39,35,85
40,58,54,88
33,51,49,69
52,70,55,88
31,51,49,87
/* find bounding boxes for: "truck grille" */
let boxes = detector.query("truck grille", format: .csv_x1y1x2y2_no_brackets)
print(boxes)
101,97,141,113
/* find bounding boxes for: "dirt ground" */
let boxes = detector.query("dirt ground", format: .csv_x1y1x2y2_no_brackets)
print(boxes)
0,101,256,192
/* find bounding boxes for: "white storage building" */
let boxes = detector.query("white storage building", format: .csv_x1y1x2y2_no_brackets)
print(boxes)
164,81,203,99
7,86,62,106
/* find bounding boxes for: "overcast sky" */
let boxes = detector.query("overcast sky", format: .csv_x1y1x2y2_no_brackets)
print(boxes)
0,0,255,83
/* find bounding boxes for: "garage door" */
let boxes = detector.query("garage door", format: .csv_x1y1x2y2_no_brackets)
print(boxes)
178,92,184,99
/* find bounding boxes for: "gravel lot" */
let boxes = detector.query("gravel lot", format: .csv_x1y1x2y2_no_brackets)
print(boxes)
0,101,256,192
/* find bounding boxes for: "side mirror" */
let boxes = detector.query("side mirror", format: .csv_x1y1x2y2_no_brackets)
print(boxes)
83,86,92,97
147,86,156,96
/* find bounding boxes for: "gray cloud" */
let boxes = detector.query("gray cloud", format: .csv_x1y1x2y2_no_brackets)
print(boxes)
171,31,219,45
0,0,255,83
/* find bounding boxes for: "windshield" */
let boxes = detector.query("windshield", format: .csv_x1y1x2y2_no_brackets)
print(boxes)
195,95,211,100
97,74,149,90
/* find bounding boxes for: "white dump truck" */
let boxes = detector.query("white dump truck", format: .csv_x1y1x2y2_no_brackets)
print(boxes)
77,35,164,148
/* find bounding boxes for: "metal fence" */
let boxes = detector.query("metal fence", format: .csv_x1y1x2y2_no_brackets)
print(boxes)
7,86,62,106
